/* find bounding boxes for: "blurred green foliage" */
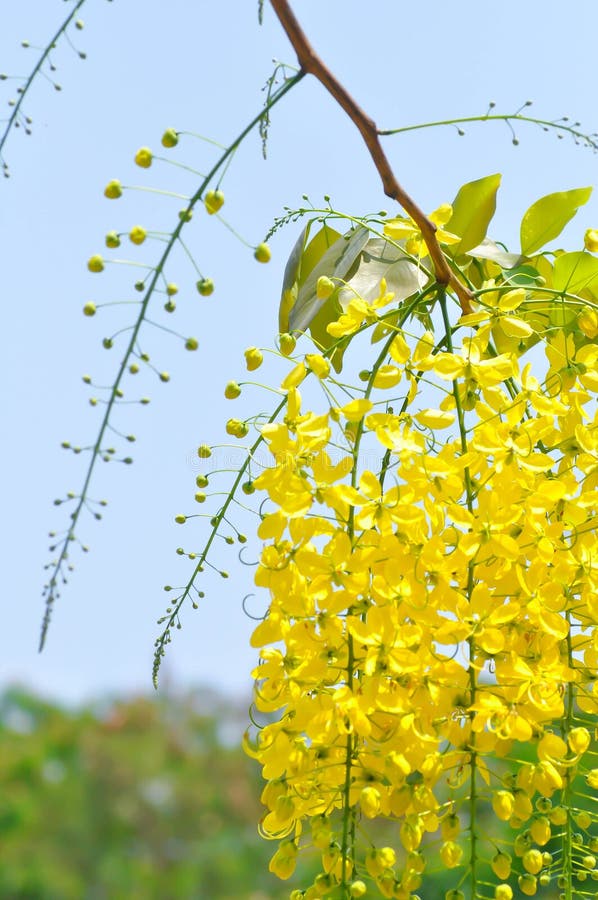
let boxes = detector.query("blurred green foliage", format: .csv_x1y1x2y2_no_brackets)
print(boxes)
0,686,305,900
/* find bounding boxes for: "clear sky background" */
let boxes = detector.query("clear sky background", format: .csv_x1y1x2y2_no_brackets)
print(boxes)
2,0,597,706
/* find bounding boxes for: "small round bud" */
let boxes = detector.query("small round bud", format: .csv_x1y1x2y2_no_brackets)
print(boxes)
244,347,263,371
179,208,193,222
584,228,598,253
224,381,241,399
174,514,186,524
204,189,224,215
129,225,147,245
164,300,176,313
166,283,178,296
83,301,96,316
87,255,104,273
104,179,122,200
226,418,249,438
197,444,212,459
359,370,371,382
159,372,170,383
254,242,271,263
82,374,91,384
242,480,255,495
134,147,153,168
129,363,139,375
349,880,367,897
194,492,206,503
135,281,145,292
316,275,335,300
161,128,179,148
102,337,113,349
196,278,214,296
105,231,120,248
196,474,209,488
279,333,296,356
75,18,84,29
185,337,199,351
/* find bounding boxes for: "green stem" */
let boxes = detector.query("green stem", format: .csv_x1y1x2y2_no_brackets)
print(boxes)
0,0,88,166
40,70,304,650
378,112,598,151
439,290,479,898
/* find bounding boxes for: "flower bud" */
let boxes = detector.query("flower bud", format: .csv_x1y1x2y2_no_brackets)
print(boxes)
104,179,122,199
129,225,147,245
87,255,104,273
245,347,263,371
254,242,271,263
584,228,598,253
185,337,199,351
196,278,214,296
279,333,296,356
316,275,335,299
161,128,178,148
83,301,96,316
224,381,241,399
204,189,224,215
134,147,153,168
105,231,120,248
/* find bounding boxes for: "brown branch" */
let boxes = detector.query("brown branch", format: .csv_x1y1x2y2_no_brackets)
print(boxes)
269,0,473,315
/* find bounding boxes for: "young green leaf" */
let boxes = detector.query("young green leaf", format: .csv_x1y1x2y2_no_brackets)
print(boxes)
447,173,502,255
553,250,598,300
520,186,592,256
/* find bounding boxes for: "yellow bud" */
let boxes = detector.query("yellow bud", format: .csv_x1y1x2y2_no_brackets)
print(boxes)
161,128,178,148
568,726,591,755
129,225,147,245
254,242,271,263
491,851,512,880
279,332,297,357
492,790,515,821
522,848,543,875
350,881,367,898
224,381,241,399
134,146,153,168
316,275,335,299
268,840,297,880
204,189,224,215
196,278,214,296
584,228,598,253
360,786,381,818
87,254,104,273
530,815,551,846
439,841,463,868
244,347,263,371
226,418,248,438
197,444,212,458
494,886,513,900
185,337,198,351
105,231,120,248
518,874,537,896
104,179,122,199
83,301,96,316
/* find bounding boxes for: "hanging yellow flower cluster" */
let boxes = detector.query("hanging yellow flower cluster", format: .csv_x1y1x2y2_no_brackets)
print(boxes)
245,271,598,899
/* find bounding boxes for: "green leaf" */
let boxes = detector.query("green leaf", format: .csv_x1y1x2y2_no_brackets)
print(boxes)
520,187,592,256
338,237,427,309
298,222,341,286
553,251,598,300
447,173,501,255
289,227,370,333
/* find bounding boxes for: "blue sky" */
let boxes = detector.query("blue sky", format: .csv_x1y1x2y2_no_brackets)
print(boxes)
2,0,597,704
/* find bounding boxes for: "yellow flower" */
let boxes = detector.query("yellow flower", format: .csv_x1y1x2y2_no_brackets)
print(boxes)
384,203,459,257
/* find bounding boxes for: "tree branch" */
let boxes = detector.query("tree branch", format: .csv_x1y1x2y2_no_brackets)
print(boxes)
269,0,473,314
